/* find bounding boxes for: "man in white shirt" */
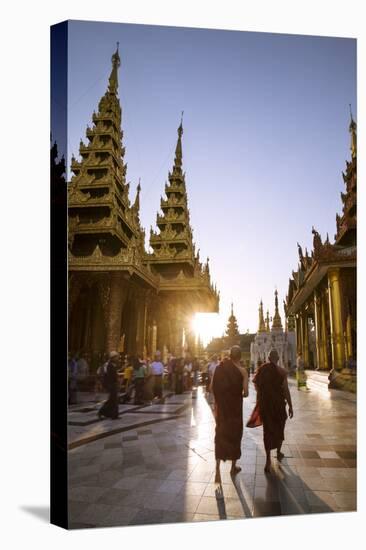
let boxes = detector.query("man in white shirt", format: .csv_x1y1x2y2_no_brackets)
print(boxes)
150,351,164,399
208,355,219,388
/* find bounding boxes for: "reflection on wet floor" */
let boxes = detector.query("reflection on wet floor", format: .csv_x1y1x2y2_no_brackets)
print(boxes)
68,378,356,528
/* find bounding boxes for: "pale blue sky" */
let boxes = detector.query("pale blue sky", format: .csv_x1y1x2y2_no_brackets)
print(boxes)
63,20,356,334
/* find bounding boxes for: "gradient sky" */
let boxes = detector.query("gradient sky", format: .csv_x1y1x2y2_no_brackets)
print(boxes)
63,20,356,336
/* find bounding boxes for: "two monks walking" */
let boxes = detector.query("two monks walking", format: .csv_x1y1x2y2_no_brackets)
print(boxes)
212,346,293,484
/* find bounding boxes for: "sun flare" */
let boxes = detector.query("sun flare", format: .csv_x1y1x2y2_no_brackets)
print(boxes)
191,313,223,346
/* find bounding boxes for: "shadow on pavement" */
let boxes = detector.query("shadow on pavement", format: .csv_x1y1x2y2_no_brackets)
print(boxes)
20,505,50,523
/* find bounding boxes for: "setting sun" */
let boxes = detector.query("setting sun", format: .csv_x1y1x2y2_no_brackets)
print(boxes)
191,313,224,346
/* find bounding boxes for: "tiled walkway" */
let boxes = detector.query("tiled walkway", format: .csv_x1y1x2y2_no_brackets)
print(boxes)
68,377,356,528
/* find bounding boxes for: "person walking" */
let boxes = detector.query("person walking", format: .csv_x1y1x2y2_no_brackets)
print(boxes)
150,351,164,400
132,356,146,405
212,345,249,484
250,349,293,473
98,351,120,420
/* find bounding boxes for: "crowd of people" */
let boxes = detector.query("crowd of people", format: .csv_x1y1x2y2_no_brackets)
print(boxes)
68,348,231,412
69,344,295,478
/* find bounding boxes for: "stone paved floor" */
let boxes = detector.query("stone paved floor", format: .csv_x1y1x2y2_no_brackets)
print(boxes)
67,377,356,529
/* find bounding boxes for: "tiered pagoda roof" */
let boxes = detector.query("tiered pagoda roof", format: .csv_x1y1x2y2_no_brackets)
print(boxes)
335,110,357,247
149,118,196,268
68,44,144,258
226,302,240,339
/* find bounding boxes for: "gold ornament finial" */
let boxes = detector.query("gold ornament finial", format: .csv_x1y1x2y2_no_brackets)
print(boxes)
349,104,357,159
258,299,266,333
108,43,121,93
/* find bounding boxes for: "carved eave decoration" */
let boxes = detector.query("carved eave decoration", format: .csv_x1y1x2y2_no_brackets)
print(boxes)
68,244,159,287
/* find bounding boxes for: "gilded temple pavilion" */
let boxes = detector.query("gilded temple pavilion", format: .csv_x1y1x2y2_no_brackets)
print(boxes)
285,113,357,390
68,45,219,360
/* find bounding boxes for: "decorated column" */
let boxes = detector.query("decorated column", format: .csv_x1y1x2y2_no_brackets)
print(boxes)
314,291,324,369
106,273,127,352
328,268,345,371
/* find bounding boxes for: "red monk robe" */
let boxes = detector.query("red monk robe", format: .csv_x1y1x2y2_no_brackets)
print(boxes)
212,358,244,461
251,362,288,451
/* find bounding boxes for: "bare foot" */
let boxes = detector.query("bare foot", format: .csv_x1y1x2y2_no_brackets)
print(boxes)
230,465,242,476
277,451,285,461
214,471,222,484
264,463,271,474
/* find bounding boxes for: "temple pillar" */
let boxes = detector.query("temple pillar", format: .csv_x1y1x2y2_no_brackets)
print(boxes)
320,289,330,370
106,273,127,352
295,315,302,355
346,313,353,360
135,293,147,356
300,310,309,366
152,320,157,355
82,295,92,350
328,268,345,371
314,291,324,369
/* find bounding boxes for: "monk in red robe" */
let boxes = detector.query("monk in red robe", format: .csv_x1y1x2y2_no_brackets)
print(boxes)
212,345,249,483
252,349,293,473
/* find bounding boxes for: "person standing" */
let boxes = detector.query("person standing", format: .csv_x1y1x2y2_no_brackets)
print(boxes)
132,356,146,404
200,360,209,391
167,354,175,390
150,351,164,400
76,351,89,390
174,357,184,394
123,359,134,392
192,357,200,388
68,352,78,405
143,357,154,403
98,351,120,420
252,349,293,473
208,355,219,389
212,346,249,484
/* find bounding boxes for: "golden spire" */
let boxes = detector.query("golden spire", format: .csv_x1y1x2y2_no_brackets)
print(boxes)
349,104,357,159
258,300,266,333
173,112,184,173
133,179,141,210
266,310,271,332
272,289,283,330
108,42,121,94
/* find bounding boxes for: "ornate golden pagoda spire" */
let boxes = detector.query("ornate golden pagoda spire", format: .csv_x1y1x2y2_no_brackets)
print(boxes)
149,115,195,266
108,42,121,94
68,44,141,258
266,310,271,332
133,179,141,211
349,104,357,160
258,300,266,333
173,111,184,174
272,289,283,330
334,108,357,246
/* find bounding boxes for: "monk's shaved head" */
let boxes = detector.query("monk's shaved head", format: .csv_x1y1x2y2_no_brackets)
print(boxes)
268,349,279,363
230,345,242,361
